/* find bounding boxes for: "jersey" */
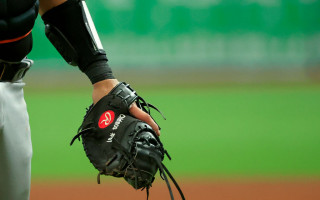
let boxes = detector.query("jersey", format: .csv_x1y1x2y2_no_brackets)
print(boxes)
0,0,38,62
0,0,38,41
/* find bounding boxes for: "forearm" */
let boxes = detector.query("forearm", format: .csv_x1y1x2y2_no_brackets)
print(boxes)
40,0,114,84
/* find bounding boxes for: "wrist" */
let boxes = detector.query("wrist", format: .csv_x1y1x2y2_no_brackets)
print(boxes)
84,60,114,84
93,79,119,90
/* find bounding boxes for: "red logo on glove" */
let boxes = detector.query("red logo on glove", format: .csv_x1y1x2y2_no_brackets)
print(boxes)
98,110,115,129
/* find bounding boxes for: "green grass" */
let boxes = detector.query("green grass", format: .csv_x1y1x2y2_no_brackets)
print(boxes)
24,84,320,179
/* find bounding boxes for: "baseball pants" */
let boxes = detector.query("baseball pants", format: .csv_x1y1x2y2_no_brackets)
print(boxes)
0,80,32,200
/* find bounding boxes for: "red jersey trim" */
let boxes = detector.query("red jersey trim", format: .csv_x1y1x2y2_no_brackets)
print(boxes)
0,30,32,44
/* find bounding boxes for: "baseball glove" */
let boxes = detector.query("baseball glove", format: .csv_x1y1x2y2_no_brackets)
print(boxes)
70,82,185,200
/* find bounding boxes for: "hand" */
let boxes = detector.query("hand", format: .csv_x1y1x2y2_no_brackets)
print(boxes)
92,79,161,136
92,79,119,104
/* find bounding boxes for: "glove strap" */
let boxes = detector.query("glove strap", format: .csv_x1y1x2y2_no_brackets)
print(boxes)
109,82,138,109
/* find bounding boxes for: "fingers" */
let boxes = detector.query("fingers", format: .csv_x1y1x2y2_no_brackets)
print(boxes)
130,103,161,136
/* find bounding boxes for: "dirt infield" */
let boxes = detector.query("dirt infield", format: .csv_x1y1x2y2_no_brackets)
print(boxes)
30,178,320,200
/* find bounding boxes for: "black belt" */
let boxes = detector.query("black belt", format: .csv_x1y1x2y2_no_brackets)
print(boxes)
0,58,32,82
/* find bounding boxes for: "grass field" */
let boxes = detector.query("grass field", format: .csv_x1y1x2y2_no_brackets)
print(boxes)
24,83,320,179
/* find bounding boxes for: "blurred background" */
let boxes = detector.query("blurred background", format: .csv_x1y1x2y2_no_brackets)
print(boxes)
26,0,320,199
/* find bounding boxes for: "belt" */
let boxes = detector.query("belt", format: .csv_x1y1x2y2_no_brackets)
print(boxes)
0,59,32,82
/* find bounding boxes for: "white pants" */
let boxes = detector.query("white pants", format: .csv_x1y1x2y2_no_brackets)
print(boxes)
0,81,32,200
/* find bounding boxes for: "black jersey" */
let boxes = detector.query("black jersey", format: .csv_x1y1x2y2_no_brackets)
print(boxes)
0,0,39,40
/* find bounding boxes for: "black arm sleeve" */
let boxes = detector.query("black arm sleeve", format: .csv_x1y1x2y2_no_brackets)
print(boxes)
41,0,114,84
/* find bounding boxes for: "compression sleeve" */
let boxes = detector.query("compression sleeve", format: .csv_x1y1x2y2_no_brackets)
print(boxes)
41,0,114,84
